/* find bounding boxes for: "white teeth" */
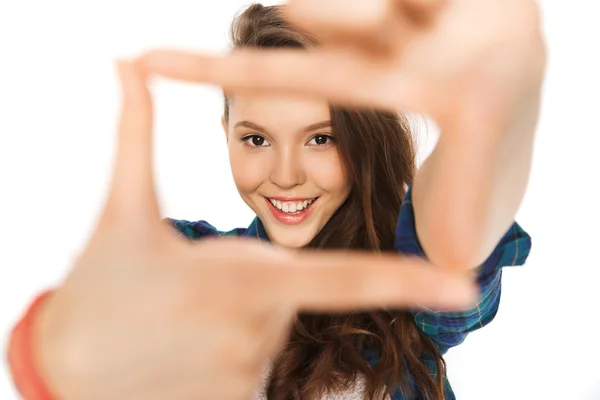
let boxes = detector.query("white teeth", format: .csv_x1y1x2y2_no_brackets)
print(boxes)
268,197,317,214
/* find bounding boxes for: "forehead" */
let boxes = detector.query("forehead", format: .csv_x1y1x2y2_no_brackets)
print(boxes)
228,93,331,126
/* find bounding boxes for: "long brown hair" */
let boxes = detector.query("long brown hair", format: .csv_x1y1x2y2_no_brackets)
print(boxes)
223,4,446,399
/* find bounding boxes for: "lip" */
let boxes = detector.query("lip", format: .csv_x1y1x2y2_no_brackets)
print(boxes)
267,196,315,202
264,197,319,225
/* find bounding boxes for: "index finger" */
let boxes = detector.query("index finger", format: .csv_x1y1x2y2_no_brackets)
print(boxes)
141,49,432,114
285,0,443,39
103,60,160,226
276,251,478,312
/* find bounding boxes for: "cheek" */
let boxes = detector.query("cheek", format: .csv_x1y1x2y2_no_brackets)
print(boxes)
306,150,351,196
229,148,270,195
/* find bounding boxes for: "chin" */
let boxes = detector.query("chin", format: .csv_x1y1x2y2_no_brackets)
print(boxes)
265,223,319,249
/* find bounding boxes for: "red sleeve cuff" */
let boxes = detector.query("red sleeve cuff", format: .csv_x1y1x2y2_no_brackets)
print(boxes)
7,290,57,400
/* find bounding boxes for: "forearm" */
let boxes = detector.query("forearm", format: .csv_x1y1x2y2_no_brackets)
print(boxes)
412,85,541,272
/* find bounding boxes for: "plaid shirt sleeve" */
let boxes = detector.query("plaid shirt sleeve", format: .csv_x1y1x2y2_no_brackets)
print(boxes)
163,218,247,240
394,185,532,354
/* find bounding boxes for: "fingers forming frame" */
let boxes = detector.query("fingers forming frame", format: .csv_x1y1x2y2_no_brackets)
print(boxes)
103,0,447,231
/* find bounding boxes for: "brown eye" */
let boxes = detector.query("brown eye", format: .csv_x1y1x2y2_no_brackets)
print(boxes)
242,135,270,148
308,134,334,146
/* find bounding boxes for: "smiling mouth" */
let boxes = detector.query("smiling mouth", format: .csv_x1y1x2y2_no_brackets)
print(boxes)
266,197,319,214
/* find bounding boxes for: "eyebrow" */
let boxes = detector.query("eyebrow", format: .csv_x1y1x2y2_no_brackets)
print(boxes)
233,120,332,135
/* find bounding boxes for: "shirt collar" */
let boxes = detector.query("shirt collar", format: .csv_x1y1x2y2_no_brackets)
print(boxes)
242,217,269,241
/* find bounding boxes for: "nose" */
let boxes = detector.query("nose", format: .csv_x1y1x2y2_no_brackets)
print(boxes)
269,147,306,190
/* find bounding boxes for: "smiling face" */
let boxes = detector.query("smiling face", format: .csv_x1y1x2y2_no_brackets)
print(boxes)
223,93,352,249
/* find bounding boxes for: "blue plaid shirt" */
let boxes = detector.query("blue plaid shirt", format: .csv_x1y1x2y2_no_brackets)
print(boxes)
167,185,531,399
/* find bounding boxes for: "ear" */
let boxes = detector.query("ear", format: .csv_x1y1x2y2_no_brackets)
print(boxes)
221,115,228,140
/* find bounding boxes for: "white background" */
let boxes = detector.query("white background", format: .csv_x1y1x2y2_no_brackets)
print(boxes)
1,1,599,399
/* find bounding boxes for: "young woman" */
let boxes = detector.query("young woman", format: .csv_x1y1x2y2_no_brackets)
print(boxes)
165,4,537,399
8,1,544,400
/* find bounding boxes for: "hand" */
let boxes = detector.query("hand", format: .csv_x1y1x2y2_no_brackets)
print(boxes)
142,0,545,131
33,60,476,400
